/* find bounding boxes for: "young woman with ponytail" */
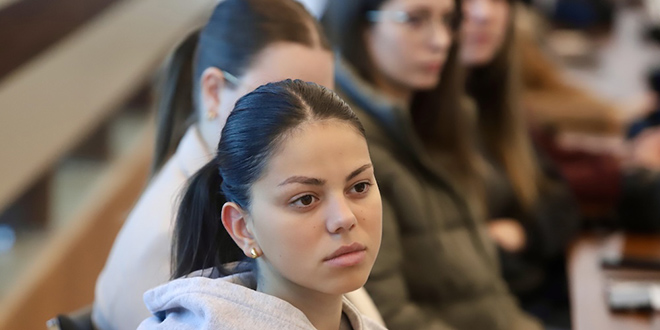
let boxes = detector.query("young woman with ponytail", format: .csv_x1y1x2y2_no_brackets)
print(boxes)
93,1,334,329
139,79,385,330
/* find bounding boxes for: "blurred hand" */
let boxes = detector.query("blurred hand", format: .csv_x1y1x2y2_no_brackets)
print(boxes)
630,127,660,170
487,219,526,253
621,92,658,124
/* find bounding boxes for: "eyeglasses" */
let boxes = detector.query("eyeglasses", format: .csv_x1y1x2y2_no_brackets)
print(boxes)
221,69,263,95
366,9,461,37
221,70,241,88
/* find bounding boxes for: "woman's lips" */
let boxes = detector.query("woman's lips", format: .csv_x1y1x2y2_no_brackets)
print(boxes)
424,62,443,73
467,33,493,46
324,242,367,267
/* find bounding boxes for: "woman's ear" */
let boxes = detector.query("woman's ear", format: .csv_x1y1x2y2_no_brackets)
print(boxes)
221,202,257,257
200,67,226,118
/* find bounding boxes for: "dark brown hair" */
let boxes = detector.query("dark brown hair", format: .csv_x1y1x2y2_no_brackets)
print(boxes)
323,0,484,188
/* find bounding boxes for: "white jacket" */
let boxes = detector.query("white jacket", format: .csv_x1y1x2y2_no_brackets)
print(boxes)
92,126,384,330
138,267,386,330
93,126,213,330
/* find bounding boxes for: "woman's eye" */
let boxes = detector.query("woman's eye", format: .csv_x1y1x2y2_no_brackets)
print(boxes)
404,13,427,27
350,182,372,194
299,195,314,205
291,194,318,208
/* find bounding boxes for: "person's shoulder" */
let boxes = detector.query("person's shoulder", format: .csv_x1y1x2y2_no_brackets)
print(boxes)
130,157,189,219
143,275,317,330
362,316,388,330
97,156,187,292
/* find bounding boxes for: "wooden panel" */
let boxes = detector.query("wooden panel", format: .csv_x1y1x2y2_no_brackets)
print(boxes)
69,123,111,161
0,0,119,80
0,126,153,330
0,0,216,215
623,235,660,260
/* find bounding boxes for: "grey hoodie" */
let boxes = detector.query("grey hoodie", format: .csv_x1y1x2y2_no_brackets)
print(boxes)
138,268,386,330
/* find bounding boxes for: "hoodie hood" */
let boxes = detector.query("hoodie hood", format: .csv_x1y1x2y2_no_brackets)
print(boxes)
138,267,385,330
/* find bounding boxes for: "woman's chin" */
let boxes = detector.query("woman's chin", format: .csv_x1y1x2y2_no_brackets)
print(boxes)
322,271,371,295
461,50,495,67
413,77,442,91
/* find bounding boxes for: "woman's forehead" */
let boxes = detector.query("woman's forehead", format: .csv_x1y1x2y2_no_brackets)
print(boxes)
243,43,334,90
382,0,455,12
259,121,370,181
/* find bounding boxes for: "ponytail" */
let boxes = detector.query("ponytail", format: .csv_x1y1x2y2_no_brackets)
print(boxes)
152,30,200,175
171,159,244,279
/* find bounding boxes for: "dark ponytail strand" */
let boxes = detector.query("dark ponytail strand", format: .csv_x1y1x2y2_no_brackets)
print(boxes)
152,30,200,175
171,158,244,279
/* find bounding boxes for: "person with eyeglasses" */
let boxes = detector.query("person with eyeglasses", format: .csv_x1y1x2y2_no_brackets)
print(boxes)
322,0,542,329
92,1,337,329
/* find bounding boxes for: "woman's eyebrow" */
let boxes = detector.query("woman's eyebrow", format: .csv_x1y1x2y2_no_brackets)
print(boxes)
278,176,326,186
346,164,373,182
277,164,372,186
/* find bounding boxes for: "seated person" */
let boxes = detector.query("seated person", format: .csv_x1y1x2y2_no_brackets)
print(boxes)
139,79,385,330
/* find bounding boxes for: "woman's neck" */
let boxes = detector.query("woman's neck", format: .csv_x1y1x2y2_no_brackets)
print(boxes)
256,266,344,330
372,73,413,105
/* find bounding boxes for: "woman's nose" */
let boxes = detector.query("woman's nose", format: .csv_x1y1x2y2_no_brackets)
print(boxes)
326,195,357,234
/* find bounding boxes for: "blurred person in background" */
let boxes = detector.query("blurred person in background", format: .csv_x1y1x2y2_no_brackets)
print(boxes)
517,5,660,233
519,29,624,223
520,0,615,33
460,0,580,328
323,0,542,329
297,0,329,18
627,67,660,139
463,2,660,327
139,80,386,330
93,1,335,329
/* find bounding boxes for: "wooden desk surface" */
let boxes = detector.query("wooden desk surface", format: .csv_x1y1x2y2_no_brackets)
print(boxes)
569,233,660,330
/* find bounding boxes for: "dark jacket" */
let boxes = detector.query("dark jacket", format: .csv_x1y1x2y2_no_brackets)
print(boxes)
483,141,580,307
335,60,541,330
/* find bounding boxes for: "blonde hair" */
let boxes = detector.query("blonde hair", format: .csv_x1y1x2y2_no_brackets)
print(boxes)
518,30,623,135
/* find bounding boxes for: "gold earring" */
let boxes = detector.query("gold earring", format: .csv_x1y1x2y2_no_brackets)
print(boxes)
249,247,260,259
206,110,218,121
